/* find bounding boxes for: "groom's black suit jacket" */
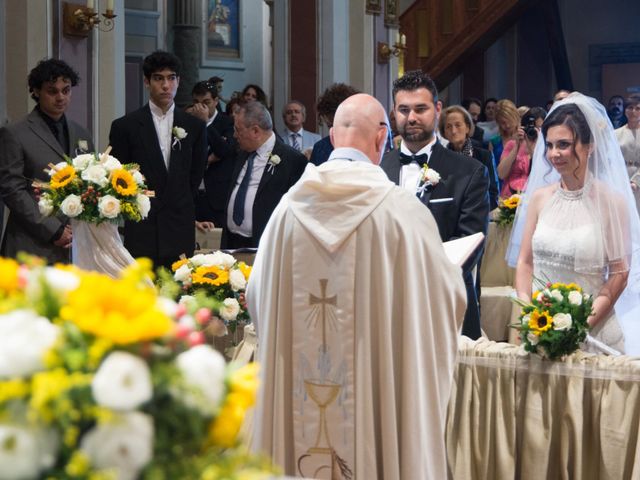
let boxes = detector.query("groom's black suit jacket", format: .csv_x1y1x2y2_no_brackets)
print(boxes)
109,105,207,267
381,142,490,338
221,139,307,249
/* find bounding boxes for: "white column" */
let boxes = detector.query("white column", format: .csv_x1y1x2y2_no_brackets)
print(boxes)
272,0,289,135
318,0,350,92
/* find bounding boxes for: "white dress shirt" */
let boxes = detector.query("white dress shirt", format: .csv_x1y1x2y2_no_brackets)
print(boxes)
327,147,372,164
149,100,175,168
227,132,276,237
399,137,436,193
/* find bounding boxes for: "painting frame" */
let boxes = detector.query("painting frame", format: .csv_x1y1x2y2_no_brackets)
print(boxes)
384,0,399,28
366,0,382,14
201,0,243,68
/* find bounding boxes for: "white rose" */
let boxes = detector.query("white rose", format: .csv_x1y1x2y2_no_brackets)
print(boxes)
521,313,531,325
190,254,207,267
215,251,236,269
48,161,68,176
80,412,153,480
101,155,122,172
132,170,145,185
568,290,583,306
269,154,281,165
136,194,151,219
219,297,241,322
60,194,83,218
81,164,109,187
77,139,89,152
425,168,441,184
174,264,192,283
38,195,54,216
98,195,121,219
92,352,152,411
72,153,95,170
0,310,59,379
173,126,187,140
553,312,573,331
175,345,226,415
229,268,247,291
550,289,563,302
527,332,540,346
0,423,59,480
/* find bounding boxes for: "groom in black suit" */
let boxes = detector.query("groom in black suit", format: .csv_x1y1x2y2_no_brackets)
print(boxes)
221,101,307,249
109,51,207,269
381,70,489,339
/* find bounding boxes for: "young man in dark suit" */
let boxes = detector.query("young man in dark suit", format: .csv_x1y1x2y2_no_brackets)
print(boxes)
381,70,490,339
186,80,236,228
0,59,93,263
222,101,307,249
109,51,207,269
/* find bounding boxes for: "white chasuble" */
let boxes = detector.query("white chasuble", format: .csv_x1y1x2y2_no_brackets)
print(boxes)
291,220,356,478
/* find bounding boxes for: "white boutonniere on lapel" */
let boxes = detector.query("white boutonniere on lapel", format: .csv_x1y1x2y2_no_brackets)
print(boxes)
74,139,89,156
416,164,441,198
266,153,281,174
172,126,188,151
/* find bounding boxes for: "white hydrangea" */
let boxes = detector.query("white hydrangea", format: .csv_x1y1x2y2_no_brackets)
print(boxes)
80,412,153,480
72,153,96,170
0,309,60,379
92,351,153,411
81,163,109,187
228,268,247,291
175,345,226,415
60,194,83,217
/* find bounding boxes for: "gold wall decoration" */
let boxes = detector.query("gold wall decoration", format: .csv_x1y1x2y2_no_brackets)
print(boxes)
384,0,398,27
366,0,382,14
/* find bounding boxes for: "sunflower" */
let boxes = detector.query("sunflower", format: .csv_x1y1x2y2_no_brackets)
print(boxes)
172,258,189,272
528,309,553,336
50,165,77,189
238,261,252,280
111,169,138,196
192,265,229,287
502,195,520,209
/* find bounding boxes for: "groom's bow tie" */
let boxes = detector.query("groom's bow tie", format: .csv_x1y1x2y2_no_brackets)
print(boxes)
399,152,428,166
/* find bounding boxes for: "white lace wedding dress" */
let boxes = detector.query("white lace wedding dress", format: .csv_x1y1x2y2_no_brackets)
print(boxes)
532,184,625,353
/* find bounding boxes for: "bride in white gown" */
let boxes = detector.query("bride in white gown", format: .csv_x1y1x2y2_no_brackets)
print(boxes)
507,93,640,355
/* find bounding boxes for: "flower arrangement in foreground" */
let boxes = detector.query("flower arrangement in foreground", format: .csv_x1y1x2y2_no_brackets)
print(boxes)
0,256,273,480
495,193,521,226
512,279,593,360
35,148,153,224
167,251,252,335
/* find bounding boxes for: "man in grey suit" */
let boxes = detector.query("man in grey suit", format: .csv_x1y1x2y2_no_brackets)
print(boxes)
281,100,321,156
0,59,93,263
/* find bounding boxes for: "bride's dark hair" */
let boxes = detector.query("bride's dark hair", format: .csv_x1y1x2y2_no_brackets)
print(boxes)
541,103,592,180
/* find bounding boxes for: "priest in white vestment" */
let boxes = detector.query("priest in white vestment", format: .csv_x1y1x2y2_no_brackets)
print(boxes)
247,94,467,479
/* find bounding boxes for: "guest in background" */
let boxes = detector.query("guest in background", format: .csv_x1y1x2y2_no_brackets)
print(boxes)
477,97,499,144
208,75,227,113
615,93,640,213
309,83,360,166
440,105,499,210
554,89,571,102
0,58,93,263
222,101,307,249
242,84,268,107
496,102,541,197
225,96,242,117
462,97,486,146
281,100,321,158
186,80,236,228
109,51,207,269
608,95,627,129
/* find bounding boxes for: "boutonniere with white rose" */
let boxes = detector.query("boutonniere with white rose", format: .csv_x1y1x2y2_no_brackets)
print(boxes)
416,164,441,198
172,126,188,150
266,152,281,174
74,139,89,155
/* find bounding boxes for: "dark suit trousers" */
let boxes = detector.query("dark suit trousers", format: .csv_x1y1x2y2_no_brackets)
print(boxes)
462,269,481,339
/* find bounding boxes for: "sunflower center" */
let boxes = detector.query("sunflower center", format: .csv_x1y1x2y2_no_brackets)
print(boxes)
60,174,71,182
203,272,219,281
537,316,548,328
116,177,129,188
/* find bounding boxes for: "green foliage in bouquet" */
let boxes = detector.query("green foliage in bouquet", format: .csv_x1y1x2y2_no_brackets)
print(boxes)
512,278,593,360
36,150,152,225
0,257,274,480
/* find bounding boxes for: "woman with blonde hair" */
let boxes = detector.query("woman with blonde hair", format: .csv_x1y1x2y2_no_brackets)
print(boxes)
495,99,535,197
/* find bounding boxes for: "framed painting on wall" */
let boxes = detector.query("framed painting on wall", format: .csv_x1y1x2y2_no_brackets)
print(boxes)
384,0,399,27
366,0,382,14
202,0,241,66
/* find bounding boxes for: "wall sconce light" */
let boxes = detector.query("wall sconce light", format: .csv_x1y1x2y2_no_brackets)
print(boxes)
377,33,407,64
63,1,117,37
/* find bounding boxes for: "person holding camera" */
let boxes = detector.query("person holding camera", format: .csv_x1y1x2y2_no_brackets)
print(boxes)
496,100,545,197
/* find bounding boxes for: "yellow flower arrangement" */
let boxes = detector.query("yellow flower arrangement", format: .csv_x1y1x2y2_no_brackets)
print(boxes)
30,368,92,423
111,168,138,196
51,165,77,189
528,309,553,336
193,265,230,287
496,193,521,226
0,257,21,295
0,378,30,405
238,262,252,281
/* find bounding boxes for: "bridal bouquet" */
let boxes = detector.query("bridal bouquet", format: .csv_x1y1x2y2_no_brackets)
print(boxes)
36,149,152,224
495,193,521,226
512,279,593,360
0,256,272,480
168,251,252,334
